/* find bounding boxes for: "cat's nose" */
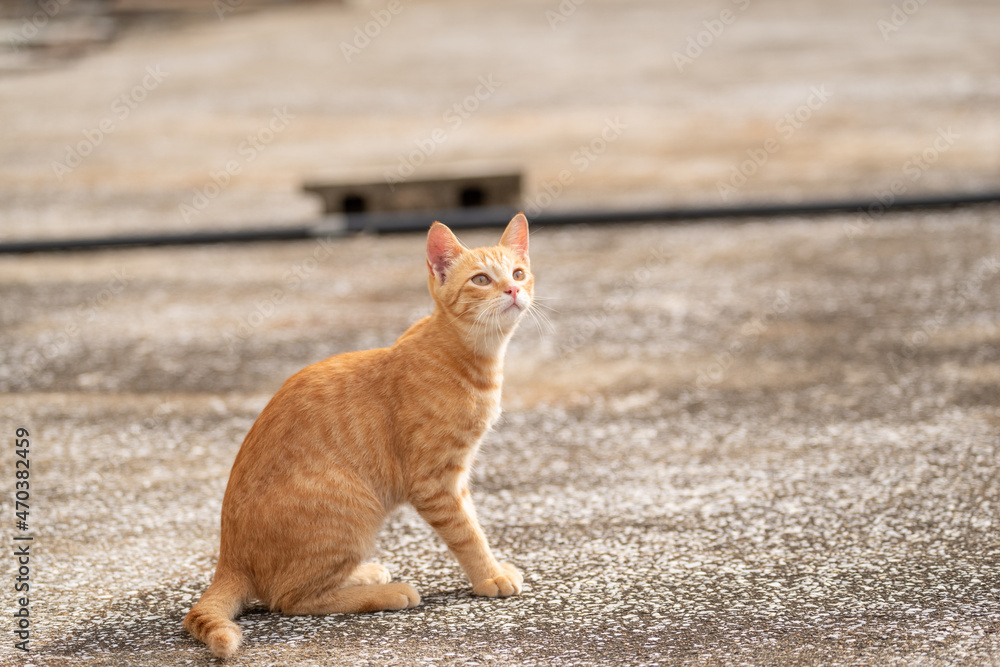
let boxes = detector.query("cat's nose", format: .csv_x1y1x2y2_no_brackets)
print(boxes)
505,285,519,299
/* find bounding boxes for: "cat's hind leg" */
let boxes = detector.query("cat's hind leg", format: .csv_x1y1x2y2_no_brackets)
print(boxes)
279,582,420,615
343,562,391,587
270,552,417,616
265,476,418,615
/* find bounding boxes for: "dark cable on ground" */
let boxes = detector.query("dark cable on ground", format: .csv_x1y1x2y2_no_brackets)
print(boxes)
2,191,998,254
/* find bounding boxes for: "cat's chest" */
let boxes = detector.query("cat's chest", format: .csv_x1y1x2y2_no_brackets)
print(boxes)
479,386,503,430
456,382,502,435
394,342,505,441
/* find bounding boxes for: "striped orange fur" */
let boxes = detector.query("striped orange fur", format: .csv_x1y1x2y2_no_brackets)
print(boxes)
184,213,533,658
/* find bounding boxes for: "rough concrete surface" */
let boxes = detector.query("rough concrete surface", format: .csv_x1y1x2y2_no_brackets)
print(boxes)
2,212,999,666
1,1,1000,666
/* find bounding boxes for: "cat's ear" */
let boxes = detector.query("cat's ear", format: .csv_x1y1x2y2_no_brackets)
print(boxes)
427,222,464,284
499,212,529,260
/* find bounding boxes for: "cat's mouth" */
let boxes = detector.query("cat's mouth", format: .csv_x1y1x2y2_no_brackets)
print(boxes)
502,299,525,315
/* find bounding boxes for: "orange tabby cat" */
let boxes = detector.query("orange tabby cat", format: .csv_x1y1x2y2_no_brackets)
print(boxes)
184,213,533,658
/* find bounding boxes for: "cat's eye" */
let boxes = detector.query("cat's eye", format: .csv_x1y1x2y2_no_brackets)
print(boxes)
513,269,525,281
471,274,491,286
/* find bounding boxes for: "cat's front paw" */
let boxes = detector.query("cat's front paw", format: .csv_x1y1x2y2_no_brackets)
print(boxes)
472,562,523,598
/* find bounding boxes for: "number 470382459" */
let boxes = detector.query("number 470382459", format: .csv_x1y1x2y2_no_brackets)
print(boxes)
14,428,30,530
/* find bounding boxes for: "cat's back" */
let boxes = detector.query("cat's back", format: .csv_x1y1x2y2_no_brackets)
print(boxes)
256,346,390,420
228,345,400,485
230,316,501,487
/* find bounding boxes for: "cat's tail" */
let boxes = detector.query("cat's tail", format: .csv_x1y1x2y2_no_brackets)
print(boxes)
183,571,249,659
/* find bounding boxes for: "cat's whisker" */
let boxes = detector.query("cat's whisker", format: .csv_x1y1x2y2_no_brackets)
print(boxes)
472,303,494,328
531,311,554,336
524,301,555,337
482,307,501,336
527,295,559,314
446,302,479,328
533,304,554,326
447,312,469,328
467,304,503,353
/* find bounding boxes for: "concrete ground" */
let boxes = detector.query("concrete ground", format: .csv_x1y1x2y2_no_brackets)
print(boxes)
2,211,1000,666
2,1,999,665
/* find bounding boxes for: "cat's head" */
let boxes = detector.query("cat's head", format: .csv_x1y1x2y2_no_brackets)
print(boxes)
426,213,534,344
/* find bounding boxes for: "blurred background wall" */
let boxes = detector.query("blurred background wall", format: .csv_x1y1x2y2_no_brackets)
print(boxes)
1,0,997,241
